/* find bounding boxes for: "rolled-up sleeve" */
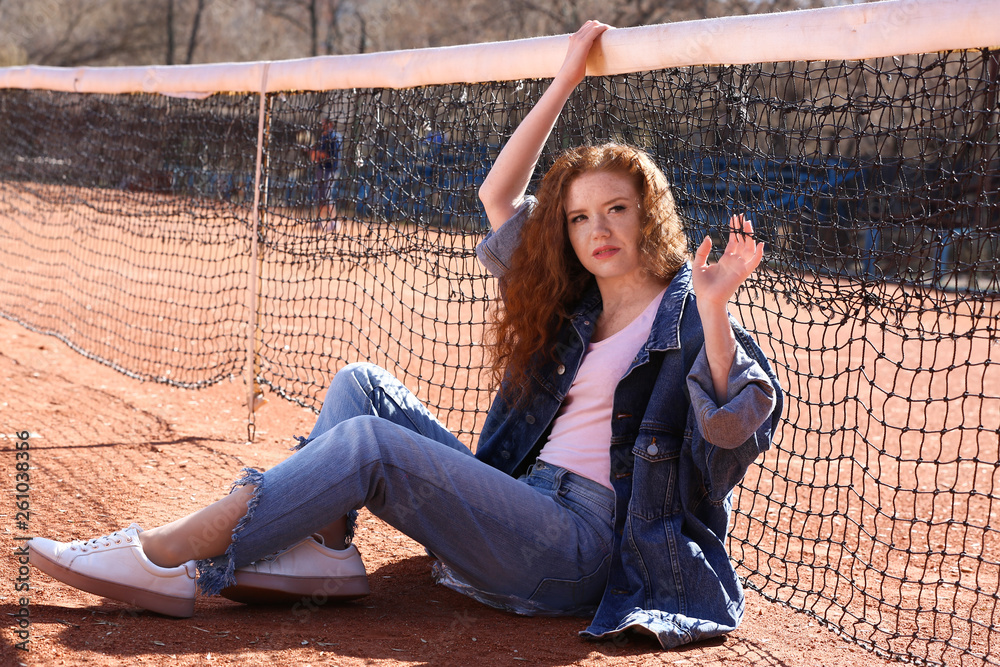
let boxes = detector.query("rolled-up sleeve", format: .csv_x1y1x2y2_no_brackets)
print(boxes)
686,340,777,450
475,197,536,278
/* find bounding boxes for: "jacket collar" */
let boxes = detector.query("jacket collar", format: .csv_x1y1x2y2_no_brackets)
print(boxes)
647,261,692,352
570,261,693,353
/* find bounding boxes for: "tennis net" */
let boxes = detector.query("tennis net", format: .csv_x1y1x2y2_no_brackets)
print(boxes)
1,1,998,663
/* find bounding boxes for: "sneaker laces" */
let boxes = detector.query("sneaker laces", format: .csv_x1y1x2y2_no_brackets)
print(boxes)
70,524,140,553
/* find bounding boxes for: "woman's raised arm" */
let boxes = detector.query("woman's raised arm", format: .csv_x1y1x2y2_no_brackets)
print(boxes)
691,214,766,403
478,20,611,231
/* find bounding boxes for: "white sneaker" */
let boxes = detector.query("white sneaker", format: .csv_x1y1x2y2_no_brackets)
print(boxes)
221,535,369,604
28,524,196,618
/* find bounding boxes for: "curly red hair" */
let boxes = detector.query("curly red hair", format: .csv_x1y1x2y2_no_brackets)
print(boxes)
486,143,689,401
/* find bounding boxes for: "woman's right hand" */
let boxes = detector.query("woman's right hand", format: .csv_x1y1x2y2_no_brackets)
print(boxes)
557,20,613,87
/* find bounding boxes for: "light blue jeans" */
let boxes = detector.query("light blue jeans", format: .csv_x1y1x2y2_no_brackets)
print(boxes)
197,363,614,615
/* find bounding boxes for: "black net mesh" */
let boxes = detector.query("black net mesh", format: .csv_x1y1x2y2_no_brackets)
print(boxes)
0,91,258,386
1,50,999,665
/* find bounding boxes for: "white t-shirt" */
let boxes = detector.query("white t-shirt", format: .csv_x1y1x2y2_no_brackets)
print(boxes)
537,288,666,489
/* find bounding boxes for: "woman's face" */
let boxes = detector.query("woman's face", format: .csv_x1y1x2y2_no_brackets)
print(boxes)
564,170,646,289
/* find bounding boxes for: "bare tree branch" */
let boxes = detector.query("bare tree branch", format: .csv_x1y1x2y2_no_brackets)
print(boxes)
185,0,207,64
166,0,176,64
258,0,310,33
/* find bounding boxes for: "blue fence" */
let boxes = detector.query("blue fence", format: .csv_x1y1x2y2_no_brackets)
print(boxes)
161,146,995,291
671,152,869,249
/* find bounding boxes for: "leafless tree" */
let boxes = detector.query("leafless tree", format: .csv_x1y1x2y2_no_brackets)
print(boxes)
2,0,161,66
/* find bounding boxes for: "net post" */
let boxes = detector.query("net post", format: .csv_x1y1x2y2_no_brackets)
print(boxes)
246,63,271,442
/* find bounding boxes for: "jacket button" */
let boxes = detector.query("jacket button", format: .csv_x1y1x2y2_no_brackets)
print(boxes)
556,364,565,375
501,450,511,460
525,415,536,425
647,444,659,456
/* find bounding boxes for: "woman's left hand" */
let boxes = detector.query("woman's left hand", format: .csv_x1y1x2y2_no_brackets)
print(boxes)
691,214,764,308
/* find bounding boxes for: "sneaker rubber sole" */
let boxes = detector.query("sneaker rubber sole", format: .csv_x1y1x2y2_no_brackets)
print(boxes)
220,571,370,605
30,547,195,618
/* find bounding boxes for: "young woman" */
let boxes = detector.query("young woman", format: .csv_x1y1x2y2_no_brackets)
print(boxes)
29,21,781,649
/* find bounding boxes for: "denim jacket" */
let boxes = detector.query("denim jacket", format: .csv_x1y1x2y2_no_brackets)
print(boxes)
473,199,783,649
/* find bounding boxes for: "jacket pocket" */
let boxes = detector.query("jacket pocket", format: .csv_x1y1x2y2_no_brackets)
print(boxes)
630,433,682,520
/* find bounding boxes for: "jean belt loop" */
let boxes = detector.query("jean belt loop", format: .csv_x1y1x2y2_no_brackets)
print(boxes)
554,467,569,496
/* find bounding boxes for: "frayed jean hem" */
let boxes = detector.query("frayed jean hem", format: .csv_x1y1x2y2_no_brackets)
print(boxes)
195,467,265,596
194,459,359,597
